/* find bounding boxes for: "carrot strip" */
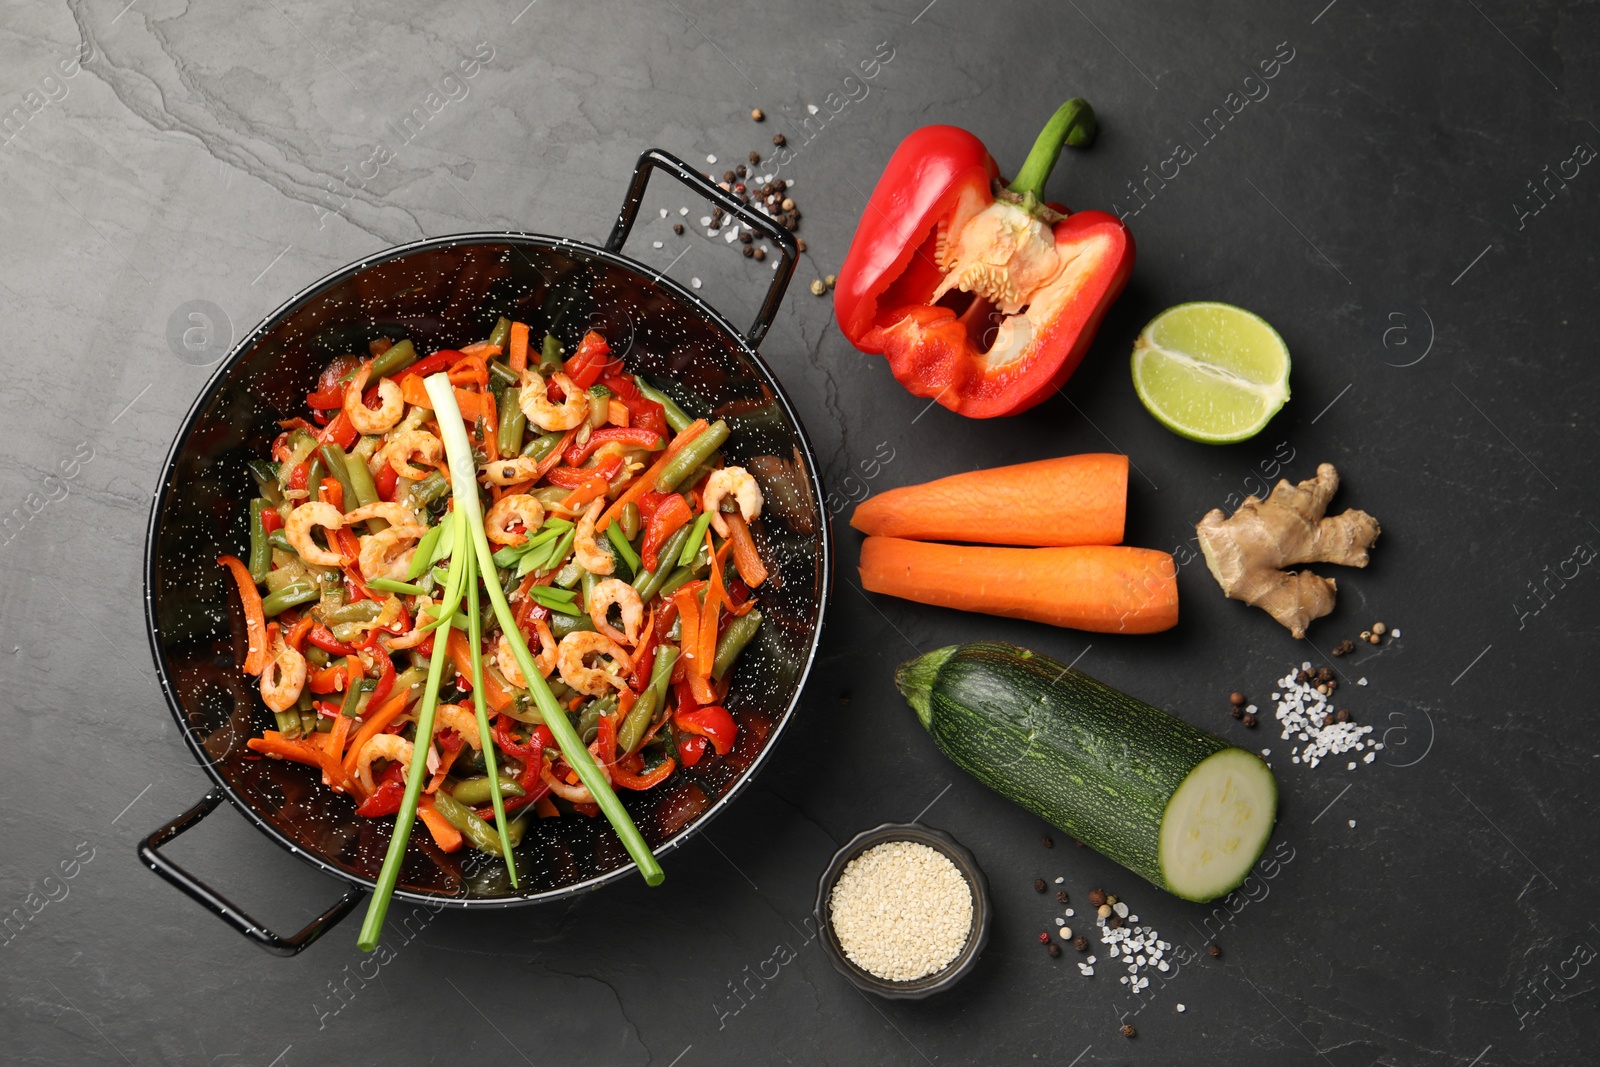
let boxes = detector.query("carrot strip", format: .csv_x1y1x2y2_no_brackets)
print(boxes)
343,690,411,776
857,536,1178,634
456,342,502,361
698,531,722,678
417,797,463,852
426,744,462,794
446,628,512,710
508,322,529,373
850,454,1129,547
673,586,701,675
217,555,269,675
724,512,767,588
596,418,708,532
247,733,324,767
606,398,629,427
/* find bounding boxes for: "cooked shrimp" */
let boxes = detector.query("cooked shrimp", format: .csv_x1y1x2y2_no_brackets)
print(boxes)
434,703,483,751
589,578,644,645
519,370,589,431
496,620,556,687
357,523,427,581
355,734,412,795
259,627,306,713
485,494,545,546
556,631,633,697
343,502,421,527
702,465,764,537
285,501,346,567
383,430,443,480
343,362,404,434
573,499,614,575
479,456,543,486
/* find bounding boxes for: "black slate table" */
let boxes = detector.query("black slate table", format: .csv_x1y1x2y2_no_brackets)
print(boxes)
3,2,1596,1064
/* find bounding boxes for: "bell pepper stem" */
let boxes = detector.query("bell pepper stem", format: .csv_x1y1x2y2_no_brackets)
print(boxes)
1006,98,1097,201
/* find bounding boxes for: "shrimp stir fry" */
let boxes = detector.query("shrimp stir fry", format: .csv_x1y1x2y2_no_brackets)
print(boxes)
230,325,771,856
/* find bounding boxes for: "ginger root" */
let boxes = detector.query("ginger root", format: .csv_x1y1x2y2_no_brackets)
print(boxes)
1194,463,1380,638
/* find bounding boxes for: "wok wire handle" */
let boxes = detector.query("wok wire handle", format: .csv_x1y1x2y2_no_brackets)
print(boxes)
137,788,363,957
605,147,798,347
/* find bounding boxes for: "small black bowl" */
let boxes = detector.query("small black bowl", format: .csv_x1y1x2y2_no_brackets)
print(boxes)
813,822,991,1000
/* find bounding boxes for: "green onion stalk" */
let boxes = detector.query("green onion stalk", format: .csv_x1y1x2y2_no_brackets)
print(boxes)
424,373,665,887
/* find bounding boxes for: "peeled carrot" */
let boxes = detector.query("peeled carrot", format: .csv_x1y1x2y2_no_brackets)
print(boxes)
724,512,767,588
850,453,1128,547
508,321,529,373
858,536,1178,634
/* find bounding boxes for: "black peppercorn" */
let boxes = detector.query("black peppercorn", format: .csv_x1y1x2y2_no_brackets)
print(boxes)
672,223,684,235
1108,915,1124,929
1046,941,1062,958
741,246,753,258
748,150,761,164
772,133,786,146
1242,714,1258,728
753,247,766,261
1042,835,1054,849
1207,943,1222,958
1073,935,1089,952
1336,708,1351,723
1056,890,1069,904
1034,878,1047,893
1121,1024,1136,1038
1230,706,1244,719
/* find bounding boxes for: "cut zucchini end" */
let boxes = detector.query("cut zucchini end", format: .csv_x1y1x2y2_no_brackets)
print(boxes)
1157,747,1278,903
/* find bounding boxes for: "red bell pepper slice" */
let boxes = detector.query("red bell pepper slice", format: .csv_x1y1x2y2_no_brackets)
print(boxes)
260,507,284,535
600,375,669,438
676,733,708,768
562,426,664,466
672,692,737,756
833,99,1133,418
374,462,399,502
306,624,358,657
638,491,691,572
612,752,677,790
562,331,619,390
545,453,623,489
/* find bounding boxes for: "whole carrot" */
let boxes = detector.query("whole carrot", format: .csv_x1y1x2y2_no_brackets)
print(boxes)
850,453,1127,547
859,536,1177,634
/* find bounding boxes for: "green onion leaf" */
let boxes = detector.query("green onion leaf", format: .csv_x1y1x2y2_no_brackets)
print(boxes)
680,512,713,568
367,577,427,596
606,522,641,575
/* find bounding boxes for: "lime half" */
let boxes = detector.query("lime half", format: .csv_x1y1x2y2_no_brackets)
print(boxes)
1130,302,1291,444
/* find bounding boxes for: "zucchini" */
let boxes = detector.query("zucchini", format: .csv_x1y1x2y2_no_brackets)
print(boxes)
896,642,1277,902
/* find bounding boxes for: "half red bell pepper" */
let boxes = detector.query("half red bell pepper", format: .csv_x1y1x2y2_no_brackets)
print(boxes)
638,491,692,572
833,99,1133,418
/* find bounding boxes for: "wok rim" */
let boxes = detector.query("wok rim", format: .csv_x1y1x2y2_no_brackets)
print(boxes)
142,229,832,908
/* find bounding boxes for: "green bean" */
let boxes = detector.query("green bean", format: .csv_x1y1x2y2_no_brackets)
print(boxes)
267,530,293,554
409,470,450,507
430,790,504,856
657,564,701,600
327,599,382,625
273,709,302,738
489,360,520,388
305,645,330,669
303,456,326,499
534,486,572,512
632,523,694,603
540,333,564,373
448,776,527,805
368,338,417,380
247,499,272,582
298,709,318,737
712,608,762,681
550,611,595,640
554,554,583,589
618,645,679,754
620,501,641,541
655,420,729,492
634,376,693,433
497,387,526,456
505,812,532,849
679,512,714,568
577,695,617,745
580,570,597,613
338,677,371,719
344,446,380,510
521,431,564,460
487,316,513,351
261,582,318,617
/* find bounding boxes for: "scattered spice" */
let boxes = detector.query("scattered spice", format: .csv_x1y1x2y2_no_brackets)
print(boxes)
1371,621,1387,635
742,246,754,259
1121,1024,1137,1038
672,223,684,236
1230,706,1244,720
1332,639,1355,656
795,237,807,253
1056,890,1069,904
1229,691,1246,706
748,150,761,164
1207,943,1222,958
1073,935,1089,952
753,247,766,261
824,273,836,289
1241,713,1258,728
1046,941,1062,958
1097,904,1112,918
1087,888,1106,906
809,279,827,296
829,840,973,982
772,133,787,147
1041,835,1054,849
1034,877,1048,893
1037,931,1051,944
1269,661,1380,769
751,108,765,121
1367,632,1381,645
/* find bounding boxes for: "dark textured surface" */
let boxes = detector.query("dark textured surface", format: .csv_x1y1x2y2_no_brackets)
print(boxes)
2,2,1596,1064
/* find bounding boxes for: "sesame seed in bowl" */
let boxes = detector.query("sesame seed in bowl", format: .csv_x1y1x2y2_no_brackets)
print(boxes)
814,823,992,999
